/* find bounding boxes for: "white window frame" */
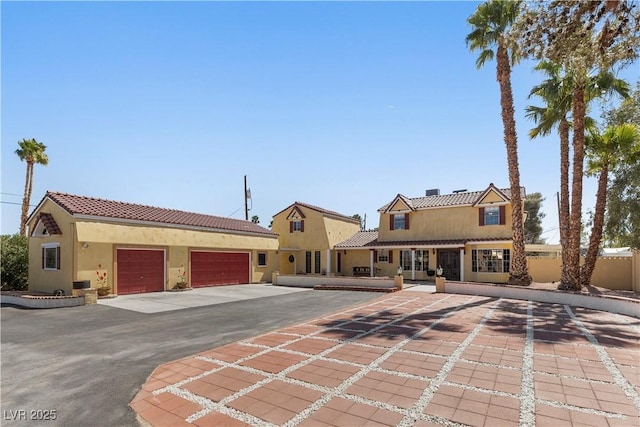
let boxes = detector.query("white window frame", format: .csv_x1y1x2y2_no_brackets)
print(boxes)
292,220,303,232
377,249,389,262
43,243,60,270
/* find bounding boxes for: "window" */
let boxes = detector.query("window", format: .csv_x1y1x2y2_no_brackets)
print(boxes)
315,251,321,274
377,249,389,262
305,251,312,273
400,250,429,271
485,207,500,225
401,251,412,271
292,220,303,232
472,249,510,273
479,206,505,226
392,214,407,230
42,244,60,270
257,252,267,267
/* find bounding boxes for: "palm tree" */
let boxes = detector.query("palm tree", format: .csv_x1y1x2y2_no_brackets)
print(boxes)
15,138,49,235
526,61,573,286
582,124,640,286
467,0,530,285
527,64,629,290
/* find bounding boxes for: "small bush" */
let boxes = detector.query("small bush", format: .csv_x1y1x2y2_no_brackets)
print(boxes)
1,234,29,291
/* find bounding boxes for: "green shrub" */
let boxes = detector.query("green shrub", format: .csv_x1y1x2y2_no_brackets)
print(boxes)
1,234,29,291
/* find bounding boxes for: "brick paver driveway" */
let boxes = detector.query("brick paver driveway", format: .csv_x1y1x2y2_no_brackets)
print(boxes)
132,291,640,427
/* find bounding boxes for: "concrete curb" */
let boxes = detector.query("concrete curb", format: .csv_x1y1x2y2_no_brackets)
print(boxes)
444,281,640,318
0,294,85,309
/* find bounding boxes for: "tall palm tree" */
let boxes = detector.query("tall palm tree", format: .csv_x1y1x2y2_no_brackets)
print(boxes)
15,138,48,235
466,0,531,285
527,63,629,290
526,61,573,286
582,124,640,286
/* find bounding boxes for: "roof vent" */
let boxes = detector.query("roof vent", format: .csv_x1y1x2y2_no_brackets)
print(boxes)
452,189,468,194
425,188,440,196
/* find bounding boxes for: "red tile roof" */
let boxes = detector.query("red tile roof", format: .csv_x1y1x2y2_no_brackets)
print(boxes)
44,192,277,237
379,185,526,212
273,201,360,223
334,231,511,249
37,213,62,235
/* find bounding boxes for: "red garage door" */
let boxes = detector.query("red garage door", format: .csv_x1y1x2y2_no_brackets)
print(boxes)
117,249,165,295
191,251,250,288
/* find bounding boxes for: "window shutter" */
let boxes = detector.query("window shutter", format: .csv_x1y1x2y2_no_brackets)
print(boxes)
479,207,485,226
301,220,304,232
405,213,410,230
290,222,293,233
373,250,378,262
57,247,61,270
499,206,506,225
389,215,394,231
42,247,45,269
389,250,393,264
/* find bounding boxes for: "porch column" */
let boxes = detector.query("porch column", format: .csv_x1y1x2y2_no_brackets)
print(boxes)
326,249,331,276
370,250,375,277
460,248,465,282
411,249,416,280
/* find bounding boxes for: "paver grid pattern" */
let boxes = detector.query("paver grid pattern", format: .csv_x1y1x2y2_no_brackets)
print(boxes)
131,293,640,427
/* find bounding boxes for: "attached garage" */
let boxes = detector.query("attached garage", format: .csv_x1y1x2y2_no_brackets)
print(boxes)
191,251,250,287
117,249,165,295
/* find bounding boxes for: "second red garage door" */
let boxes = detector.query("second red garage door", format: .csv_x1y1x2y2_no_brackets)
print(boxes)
191,251,250,287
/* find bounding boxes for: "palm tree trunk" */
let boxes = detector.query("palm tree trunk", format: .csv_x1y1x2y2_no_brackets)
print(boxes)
558,117,571,287
561,82,586,291
581,163,608,287
496,41,531,285
19,161,32,236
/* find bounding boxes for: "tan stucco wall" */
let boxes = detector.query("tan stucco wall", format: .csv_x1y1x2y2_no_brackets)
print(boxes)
272,204,359,275
273,207,329,250
27,200,75,294
75,221,278,250
527,256,632,290
323,216,361,248
377,205,513,242
633,250,640,292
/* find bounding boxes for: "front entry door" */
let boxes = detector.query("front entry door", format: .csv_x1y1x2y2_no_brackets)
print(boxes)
437,250,461,281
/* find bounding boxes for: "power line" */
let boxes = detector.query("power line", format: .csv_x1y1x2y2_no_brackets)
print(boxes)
0,192,23,197
0,201,35,206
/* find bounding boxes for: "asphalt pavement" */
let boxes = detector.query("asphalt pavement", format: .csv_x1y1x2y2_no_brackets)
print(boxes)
0,286,382,426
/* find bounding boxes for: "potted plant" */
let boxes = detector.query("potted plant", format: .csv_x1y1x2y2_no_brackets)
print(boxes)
96,265,111,297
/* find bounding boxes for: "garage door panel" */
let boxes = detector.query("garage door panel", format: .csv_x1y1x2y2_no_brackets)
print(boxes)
191,252,249,287
117,249,165,295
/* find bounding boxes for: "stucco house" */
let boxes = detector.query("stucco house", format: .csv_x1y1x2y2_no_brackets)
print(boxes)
27,192,279,295
271,202,361,276
334,184,525,283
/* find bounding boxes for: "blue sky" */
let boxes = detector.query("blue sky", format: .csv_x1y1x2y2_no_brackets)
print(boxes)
2,2,637,243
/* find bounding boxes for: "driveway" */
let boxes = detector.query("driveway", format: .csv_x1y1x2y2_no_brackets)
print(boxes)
0,286,382,426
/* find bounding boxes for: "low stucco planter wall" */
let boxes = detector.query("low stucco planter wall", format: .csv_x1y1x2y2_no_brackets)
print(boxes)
445,281,640,319
0,293,85,309
274,274,397,289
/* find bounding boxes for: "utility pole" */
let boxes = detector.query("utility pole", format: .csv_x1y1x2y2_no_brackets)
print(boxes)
244,175,250,220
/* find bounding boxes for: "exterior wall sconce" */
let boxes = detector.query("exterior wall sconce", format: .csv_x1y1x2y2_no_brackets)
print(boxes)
82,242,89,249
432,248,436,254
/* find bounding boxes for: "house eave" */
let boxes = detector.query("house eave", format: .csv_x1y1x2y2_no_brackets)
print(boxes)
72,214,278,239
